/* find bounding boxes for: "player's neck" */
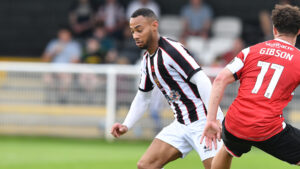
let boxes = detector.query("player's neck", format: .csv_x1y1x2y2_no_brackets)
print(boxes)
275,34,297,46
147,34,160,55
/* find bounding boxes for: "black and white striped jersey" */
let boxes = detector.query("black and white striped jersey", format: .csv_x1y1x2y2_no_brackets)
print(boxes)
138,37,207,125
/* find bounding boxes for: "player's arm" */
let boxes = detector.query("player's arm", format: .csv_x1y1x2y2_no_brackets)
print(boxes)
167,40,224,119
190,70,224,149
200,68,235,150
207,49,247,116
190,70,223,119
111,90,152,138
111,54,154,138
207,68,235,121
200,48,247,149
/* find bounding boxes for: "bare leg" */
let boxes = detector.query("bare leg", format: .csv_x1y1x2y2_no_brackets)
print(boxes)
137,138,182,169
211,145,233,169
202,157,213,169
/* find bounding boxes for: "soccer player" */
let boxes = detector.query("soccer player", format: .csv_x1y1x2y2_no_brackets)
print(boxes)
200,4,300,169
111,8,224,169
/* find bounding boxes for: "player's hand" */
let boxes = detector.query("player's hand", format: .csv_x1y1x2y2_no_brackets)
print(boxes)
200,120,222,150
111,123,128,138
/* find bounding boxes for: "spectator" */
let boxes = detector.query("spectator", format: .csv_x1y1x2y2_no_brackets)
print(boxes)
95,0,126,40
259,10,273,41
213,38,245,67
126,0,160,19
42,27,81,63
81,38,107,64
69,0,95,39
105,49,121,64
78,38,106,104
42,27,81,103
93,24,116,53
258,0,292,42
117,26,142,64
92,25,127,64
180,0,213,41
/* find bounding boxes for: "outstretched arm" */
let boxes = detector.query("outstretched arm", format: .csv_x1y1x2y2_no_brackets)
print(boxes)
190,70,223,149
200,68,235,150
111,90,152,138
190,70,223,118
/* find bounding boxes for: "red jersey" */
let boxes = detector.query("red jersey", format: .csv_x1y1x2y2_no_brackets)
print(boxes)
225,39,300,141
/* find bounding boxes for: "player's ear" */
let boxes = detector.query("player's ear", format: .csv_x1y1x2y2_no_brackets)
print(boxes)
297,29,300,36
151,20,159,32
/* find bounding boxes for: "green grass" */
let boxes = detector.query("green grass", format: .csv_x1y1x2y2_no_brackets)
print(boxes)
0,136,298,169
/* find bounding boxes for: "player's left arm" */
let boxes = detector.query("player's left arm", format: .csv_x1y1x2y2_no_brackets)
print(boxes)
199,68,235,150
111,90,152,138
207,68,235,121
199,48,246,149
190,70,223,149
204,48,246,122
190,71,223,118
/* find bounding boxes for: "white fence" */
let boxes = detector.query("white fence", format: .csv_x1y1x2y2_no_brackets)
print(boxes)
0,62,298,140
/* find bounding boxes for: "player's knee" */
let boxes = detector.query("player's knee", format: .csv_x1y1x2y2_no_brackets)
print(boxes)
137,159,150,169
137,159,162,169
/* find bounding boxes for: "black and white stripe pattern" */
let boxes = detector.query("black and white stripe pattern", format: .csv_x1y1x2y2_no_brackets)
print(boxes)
139,37,207,125
138,53,154,92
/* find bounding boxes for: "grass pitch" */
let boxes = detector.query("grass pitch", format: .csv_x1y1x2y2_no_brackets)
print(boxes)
0,136,298,169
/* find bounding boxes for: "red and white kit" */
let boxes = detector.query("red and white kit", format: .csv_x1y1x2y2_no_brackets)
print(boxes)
226,38,300,141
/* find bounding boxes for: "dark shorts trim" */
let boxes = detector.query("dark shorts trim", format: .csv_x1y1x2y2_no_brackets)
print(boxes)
222,119,300,164
224,145,240,157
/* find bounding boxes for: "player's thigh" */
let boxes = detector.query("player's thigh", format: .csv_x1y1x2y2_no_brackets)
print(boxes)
155,120,193,158
139,138,182,166
210,145,233,169
202,157,213,169
255,123,300,165
221,120,252,157
139,121,192,167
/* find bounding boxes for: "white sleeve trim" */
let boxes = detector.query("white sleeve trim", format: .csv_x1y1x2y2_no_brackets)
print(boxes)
242,47,250,62
226,57,244,74
122,90,152,129
226,47,249,74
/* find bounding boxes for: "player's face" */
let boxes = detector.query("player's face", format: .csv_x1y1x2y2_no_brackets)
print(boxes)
129,16,155,49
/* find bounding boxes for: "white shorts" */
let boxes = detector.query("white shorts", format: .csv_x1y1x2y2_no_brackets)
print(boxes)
155,119,223,161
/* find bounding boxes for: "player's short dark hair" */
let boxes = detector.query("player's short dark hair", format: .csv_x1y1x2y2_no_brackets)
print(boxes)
271,4,300,36
131,8,158,21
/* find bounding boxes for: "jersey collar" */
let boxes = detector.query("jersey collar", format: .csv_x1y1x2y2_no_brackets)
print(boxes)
274,38,293,46
147,36,162,57
147,47,159,57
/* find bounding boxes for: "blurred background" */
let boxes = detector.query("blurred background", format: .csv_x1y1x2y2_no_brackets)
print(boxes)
0,0,300,168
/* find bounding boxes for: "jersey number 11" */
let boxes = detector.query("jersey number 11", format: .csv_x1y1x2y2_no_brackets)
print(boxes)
251,61,284,99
